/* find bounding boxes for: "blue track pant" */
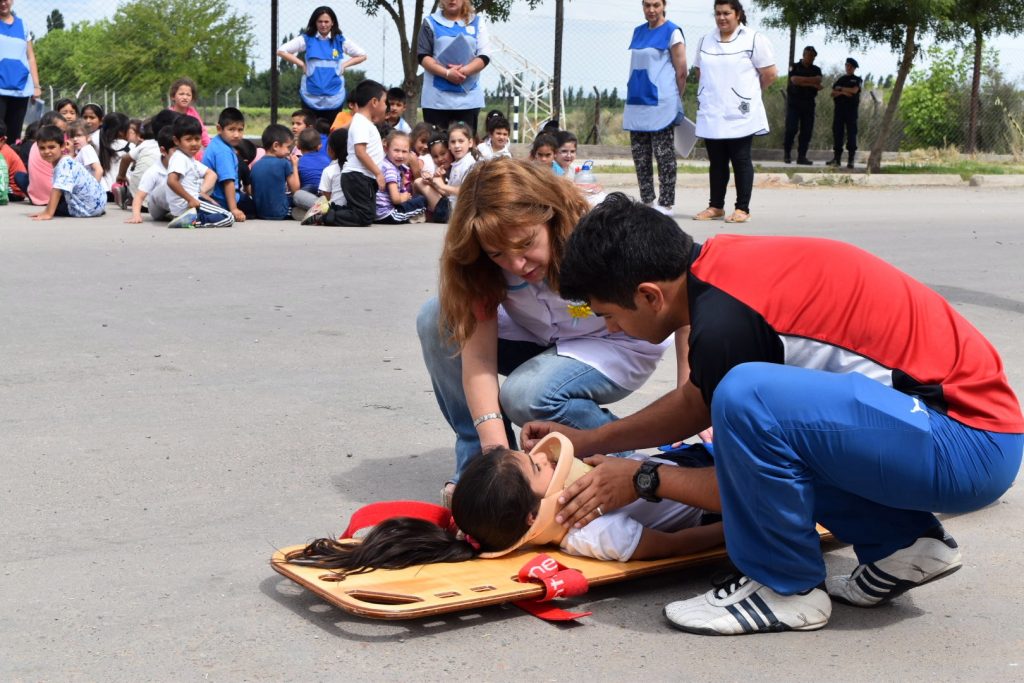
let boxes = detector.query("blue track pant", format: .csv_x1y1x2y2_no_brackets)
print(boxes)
711,363,1023,595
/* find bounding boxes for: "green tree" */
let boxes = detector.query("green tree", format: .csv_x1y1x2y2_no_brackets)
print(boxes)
759,0,824,71
36,0,252,106
46,9,65,32
899,46,967,149
815,0,957,171
351,1,542,123
949,0,1024,153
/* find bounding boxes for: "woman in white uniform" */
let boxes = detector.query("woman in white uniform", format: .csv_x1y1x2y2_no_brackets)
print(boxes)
623,0,687,217
691,0,776,224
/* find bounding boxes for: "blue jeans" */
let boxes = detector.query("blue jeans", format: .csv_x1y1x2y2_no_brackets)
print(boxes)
416,297,631,482
711,362,1023,595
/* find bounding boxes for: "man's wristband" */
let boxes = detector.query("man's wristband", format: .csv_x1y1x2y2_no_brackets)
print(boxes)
472,412,502,428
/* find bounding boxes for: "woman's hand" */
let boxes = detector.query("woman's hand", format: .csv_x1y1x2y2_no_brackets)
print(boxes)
446,65,468,85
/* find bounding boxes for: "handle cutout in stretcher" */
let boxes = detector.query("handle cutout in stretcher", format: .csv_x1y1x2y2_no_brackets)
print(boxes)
344,590,423,605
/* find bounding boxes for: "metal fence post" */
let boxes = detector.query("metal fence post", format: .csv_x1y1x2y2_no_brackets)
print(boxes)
270,0,279,125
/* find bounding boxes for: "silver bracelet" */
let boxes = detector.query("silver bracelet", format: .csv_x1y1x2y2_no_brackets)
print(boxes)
472,412,502,428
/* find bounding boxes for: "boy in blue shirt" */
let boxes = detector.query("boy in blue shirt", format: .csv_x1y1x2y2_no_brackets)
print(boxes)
296,128,329,193
204,107,254,221
251,124,300,220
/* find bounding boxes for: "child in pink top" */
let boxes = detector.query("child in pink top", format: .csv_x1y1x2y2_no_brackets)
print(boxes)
167,77,211,158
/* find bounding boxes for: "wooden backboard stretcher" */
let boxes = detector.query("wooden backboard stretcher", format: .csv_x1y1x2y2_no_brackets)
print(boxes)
271,526,833,620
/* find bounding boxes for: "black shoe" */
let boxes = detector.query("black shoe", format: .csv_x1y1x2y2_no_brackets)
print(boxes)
825,157,841,167
784,156,792,164
797,158,814,166
847,162,855,169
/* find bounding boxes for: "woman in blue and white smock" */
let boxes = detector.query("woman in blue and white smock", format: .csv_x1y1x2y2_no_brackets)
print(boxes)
277,6,367,125
0,0,41,142
417,0,491,137
624,0,687,217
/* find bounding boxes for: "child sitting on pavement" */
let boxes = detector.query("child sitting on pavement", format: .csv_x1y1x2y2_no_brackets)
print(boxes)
29,125,106,220
375,130,426,224
0,121,29,201
250,124,300,220
165,115,234,228
125,125,176,224
203,107,254,221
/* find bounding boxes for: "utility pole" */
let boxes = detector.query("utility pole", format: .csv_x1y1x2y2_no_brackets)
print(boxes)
552,0,564,122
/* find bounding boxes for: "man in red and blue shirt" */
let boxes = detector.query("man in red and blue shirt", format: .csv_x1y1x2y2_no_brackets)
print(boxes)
523,193,1023,636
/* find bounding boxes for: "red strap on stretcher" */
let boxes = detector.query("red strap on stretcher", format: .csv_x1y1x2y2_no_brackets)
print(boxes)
339,502,591,621
513,553,592,621
340,501,456,539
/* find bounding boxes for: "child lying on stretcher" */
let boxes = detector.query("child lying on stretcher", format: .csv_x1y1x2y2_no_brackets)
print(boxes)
285,434,723,574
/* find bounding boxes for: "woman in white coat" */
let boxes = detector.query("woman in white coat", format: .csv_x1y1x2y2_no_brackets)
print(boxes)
691,0,776,224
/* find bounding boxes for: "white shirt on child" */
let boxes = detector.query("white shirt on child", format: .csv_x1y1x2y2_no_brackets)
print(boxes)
138,162,170,218
318,163,348,207
128,139,161,194
446,154,477,210
342,112,384,179
477,139,511,160
75,143,100,172
419,153,436,175
166,149,211,216
103,140,130,191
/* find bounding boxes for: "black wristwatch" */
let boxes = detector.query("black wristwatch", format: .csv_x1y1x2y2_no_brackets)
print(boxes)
633,461,662,502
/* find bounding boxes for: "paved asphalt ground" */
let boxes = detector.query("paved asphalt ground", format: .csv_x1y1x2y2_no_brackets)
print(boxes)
2,182,1023,681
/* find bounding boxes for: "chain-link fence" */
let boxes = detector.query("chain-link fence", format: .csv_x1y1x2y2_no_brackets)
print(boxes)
22,1,1024,158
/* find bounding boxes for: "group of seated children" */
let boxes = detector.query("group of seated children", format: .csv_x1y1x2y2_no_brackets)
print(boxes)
4,80,587,227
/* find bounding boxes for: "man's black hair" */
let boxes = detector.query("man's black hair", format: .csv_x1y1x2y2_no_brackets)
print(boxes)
217,107,245,128
261,123,293,149
172,114,203,139
559,192,695,308
350,79,386,108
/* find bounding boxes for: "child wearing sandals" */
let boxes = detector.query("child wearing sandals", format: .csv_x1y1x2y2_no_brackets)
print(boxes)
375,129,426,224
284,436,724,570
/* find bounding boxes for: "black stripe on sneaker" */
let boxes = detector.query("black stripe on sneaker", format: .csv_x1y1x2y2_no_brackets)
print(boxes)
855,566,896,598
738,599,767,630
864,563,900,585
748,593,781,627
726,604,754,633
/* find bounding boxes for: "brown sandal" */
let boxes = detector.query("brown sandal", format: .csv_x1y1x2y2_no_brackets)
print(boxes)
725,210,750,223
693,207,725,221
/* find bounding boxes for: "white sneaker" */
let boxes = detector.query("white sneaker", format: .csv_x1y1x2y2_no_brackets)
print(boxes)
301,197,330,226
167,209,198,229
826,527,962,607
664,575,831,635
655,205,675,216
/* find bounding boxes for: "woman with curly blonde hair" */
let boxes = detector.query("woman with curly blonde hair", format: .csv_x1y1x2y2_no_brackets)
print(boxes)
416,158,671,502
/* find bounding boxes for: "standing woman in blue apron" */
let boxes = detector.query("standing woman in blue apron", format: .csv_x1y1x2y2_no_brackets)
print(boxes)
277,6,368,126
0,0,41,142
691,0,776,224
417,0,491,137
623,0,688,217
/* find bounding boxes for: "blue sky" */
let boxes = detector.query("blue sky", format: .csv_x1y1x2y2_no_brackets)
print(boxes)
20,0,1024,93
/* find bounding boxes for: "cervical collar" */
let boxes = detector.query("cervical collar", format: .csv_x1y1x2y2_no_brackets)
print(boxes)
479,432,592,558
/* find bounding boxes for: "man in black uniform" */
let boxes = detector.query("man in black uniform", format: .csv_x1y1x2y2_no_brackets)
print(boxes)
783,46,822,165
827,58,863,169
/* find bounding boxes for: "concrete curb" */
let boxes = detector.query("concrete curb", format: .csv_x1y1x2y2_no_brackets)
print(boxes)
969,174,1024,187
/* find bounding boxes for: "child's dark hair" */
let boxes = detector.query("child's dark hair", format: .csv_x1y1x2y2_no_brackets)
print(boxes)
20,121,39,145
0,121,6,139
261,123,293,149
81,103,105,121
35,125,65,146
138,117,157,141
156,125,176,152
386,87,407,104
128,117,143,136
485,110,510,135
447,120,480,159
67,119,91,139
217,107,245,128
410,122,436,150
39,110,65,128
172,114,203,139
530,132,558,157
350,79,386,108
291,109,316,128
297,127,321,152
168,77,198,102
55,98,79,117
326,127,348,166
150,109,181,137
315,119,332,135
555,130,578,148
282,448,539,574
98,112,130,172
236,138,257,165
